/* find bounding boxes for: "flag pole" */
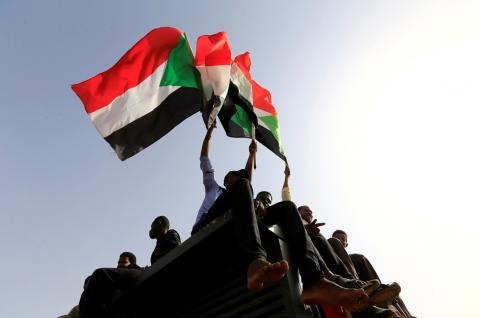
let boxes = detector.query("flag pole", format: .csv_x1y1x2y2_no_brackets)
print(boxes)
252,122,256,169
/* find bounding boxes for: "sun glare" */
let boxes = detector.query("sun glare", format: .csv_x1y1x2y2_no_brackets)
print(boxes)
309,2,480,316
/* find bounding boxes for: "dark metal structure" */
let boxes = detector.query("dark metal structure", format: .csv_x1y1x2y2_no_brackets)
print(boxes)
104,212,324,318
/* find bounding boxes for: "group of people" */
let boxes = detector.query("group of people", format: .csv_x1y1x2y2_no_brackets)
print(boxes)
59,216,182,318
60,124,414,318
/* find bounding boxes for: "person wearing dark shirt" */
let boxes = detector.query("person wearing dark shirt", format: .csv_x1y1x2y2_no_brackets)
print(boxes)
117,251,141,269
297,206,359,282
293,205,399,317
332,230,415,318
149,215,181,265
79,216,181,318
79,261,143,318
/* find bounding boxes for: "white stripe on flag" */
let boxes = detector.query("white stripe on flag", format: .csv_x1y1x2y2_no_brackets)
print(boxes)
254,107,272,118
88,62,180,137
231,63,253,103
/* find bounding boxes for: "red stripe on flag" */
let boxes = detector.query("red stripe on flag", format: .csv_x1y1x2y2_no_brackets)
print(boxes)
71,27,182,114
195,32,232,66
252,80,277,115
234,52,252,80
234,53,277,115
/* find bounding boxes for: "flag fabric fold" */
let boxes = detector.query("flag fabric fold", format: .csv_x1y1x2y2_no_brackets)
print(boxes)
72,27,286,162
218,52,286,162
195,32,232,128
71,27,202,160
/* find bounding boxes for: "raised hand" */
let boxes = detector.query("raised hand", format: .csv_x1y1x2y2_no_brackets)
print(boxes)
305,219,325,236
284,164,290,178
249,139,257,154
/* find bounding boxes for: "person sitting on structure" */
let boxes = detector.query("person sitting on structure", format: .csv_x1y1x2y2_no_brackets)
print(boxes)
255,191,395,316
79,258,143,318
150,215,181,265
193,138,370,310
296,205,401,317
273,168,401,316
332,230,415,318
256,195,373,288
117,251,141,269
79,216,180,318
278,168,375,288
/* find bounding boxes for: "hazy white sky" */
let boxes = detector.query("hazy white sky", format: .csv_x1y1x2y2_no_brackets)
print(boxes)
1,1,479,317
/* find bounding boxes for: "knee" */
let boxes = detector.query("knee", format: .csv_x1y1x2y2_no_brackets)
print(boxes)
90,267,111,280
271,201,300,218
92,268,105,277
230,177,250,190
236,178,250,187
276,200,298,212
328,237,341,246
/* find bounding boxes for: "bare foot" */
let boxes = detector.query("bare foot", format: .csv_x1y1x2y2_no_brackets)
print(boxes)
247,258,289,292
300,278,369,309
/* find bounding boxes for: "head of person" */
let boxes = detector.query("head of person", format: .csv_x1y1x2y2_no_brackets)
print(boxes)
223,169,249,189
255,191,273,209
332,229,348,248
298,205,313,223
83,276,91,290
117,251,137,268
149,216,170,240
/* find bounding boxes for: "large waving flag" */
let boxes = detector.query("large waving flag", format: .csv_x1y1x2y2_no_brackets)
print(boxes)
218,52,286,162
72,27,201,160
195,32,232,128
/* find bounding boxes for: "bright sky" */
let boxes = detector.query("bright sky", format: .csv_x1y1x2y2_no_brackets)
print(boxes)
1,1,479,317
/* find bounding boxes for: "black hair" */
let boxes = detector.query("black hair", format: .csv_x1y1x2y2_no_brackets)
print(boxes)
84,275,92,288
332,229,347,237
225,169,249,180
119,251,137,265
256,191,272,200
153,216,170,229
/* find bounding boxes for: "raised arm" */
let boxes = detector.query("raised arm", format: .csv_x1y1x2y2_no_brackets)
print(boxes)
245,140,257,182
200,123,216,157
281,164,292,201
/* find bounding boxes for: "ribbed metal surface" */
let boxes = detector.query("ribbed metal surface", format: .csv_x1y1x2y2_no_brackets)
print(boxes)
170,276,286,318
104,215,323,318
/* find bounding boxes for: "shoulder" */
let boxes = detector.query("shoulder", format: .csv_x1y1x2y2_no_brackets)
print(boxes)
166,229,181,241
167,229,179,235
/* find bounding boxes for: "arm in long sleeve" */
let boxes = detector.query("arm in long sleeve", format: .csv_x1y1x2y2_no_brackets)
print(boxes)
200,124,215,157
200,156,220,190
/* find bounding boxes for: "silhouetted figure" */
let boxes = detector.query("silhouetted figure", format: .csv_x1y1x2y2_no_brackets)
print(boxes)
79,216,180,318
117,251,141,269
332,230,415,318
292,206,399,317
149,216,181,265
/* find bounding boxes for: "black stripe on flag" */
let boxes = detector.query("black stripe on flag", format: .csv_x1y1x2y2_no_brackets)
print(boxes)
105,87,201,160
